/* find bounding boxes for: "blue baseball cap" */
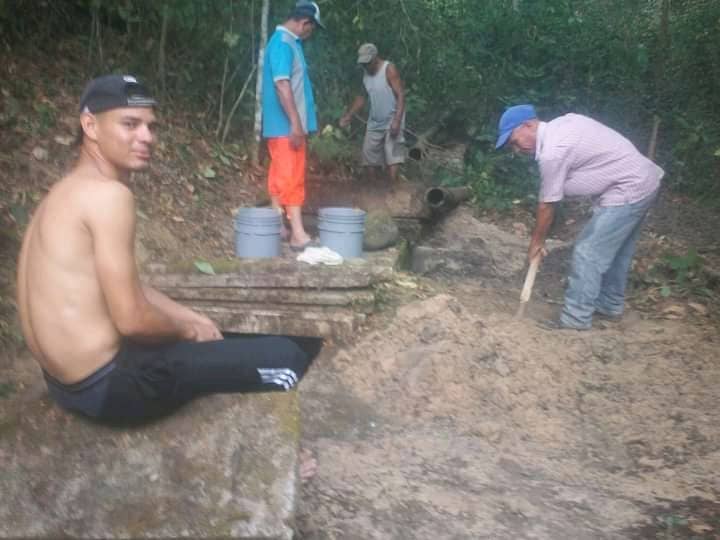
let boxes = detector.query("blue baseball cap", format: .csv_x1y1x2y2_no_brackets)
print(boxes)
495,104,537,149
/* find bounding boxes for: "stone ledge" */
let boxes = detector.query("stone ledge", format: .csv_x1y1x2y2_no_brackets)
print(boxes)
0,390,300,539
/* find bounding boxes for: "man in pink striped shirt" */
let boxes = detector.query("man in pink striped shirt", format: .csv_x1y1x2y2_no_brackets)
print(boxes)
496,105,663,330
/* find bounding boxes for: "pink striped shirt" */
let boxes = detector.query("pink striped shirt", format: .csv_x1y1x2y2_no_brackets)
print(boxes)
536,114,663,206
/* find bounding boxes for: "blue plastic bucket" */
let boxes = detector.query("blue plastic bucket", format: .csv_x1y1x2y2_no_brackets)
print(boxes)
318,207,366,259
234,208,281,258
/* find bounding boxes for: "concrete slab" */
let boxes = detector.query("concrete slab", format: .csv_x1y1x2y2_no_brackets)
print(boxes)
143,250,396,340
0,390,301,539
145,250,396,290
193,303,366,341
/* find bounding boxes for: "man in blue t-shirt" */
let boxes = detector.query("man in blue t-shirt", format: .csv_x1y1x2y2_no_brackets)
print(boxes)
262,1,323,251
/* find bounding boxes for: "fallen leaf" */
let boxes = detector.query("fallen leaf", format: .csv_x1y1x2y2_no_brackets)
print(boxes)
172,216,185,222
661,304,686,319
201,166,217,179
689,521,713,533
194,260,216,275
395,279,418,289
53,135,74,146
688,302,707,315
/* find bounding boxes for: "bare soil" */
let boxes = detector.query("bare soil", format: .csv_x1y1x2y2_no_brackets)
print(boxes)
297,254,719,540
295,202,720,540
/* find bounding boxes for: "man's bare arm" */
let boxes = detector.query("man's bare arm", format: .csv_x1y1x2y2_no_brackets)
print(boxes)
275,79,304,149
386,63,405,138
88,182,196,343
528,201,555,261
142,286,222,341
339,95,366,127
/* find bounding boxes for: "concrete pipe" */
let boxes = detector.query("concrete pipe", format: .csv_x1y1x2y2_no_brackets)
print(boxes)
424,186,473,213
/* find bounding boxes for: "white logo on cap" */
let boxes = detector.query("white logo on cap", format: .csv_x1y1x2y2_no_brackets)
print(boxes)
123,75,138,83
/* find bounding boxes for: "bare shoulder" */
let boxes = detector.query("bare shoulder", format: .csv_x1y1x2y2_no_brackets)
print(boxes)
385,62,403,85
66,171,136,220
386,62,401,77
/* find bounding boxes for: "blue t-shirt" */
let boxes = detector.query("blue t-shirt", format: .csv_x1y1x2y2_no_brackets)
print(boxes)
262,26,317,138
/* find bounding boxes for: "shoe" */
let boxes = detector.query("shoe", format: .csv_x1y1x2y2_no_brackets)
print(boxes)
289,239,320,253
594,311,622,322
536,319,590,331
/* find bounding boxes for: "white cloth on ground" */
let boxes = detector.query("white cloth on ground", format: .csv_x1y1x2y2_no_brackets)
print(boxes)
296,246,344,265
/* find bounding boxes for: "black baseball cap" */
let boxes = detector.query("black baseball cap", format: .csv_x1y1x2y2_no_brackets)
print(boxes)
79,74,157,114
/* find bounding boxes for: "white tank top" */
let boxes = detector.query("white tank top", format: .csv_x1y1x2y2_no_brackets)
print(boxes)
363,61,404,131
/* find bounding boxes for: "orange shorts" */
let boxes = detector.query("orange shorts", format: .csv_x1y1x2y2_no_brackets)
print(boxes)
267,137,306,207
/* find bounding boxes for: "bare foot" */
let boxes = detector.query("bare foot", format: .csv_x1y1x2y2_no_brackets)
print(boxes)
299,447,318,484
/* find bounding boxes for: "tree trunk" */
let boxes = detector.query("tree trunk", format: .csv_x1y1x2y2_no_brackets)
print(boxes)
88,0,104,70
251,0,269,166
216,57,230,137
222,65,257,144
158,2,169,98
648,0,670,161
647,115,661,161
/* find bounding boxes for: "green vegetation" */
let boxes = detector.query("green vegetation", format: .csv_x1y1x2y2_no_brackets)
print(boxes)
633,247,717,301
1,0,717,208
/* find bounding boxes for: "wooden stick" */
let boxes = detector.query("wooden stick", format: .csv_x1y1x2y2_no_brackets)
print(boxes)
515,255,541,318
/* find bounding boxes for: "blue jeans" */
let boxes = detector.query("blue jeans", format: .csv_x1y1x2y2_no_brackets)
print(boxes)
560,190,658,329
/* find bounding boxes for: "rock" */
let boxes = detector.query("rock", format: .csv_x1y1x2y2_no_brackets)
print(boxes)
363,210,399,251
0,391,302,539
410,245,494,278
32,147,48,161
414,207,528,279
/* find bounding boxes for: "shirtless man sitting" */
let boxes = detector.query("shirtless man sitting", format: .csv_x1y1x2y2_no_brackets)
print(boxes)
16,74,312,423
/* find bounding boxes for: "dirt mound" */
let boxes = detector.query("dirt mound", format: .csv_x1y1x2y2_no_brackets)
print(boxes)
299,292,720,539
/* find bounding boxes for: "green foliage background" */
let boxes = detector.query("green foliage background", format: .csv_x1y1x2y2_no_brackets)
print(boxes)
1,0,718,204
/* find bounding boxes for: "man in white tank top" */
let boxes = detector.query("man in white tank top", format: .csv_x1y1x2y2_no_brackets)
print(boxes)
340,43,406,182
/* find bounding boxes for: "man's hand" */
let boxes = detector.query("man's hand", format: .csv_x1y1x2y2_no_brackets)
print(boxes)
289,123,305,150
527,239,548,262
389,118,401,138
182,318,223,342
192,320,223,342
187,312,223,342
339,114,352,128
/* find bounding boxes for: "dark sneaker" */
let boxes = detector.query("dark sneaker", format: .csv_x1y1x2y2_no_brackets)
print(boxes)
536,319,590,331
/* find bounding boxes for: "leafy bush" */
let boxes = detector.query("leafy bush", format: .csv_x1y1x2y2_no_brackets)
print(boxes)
308,125,356,170
447,128,539,210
